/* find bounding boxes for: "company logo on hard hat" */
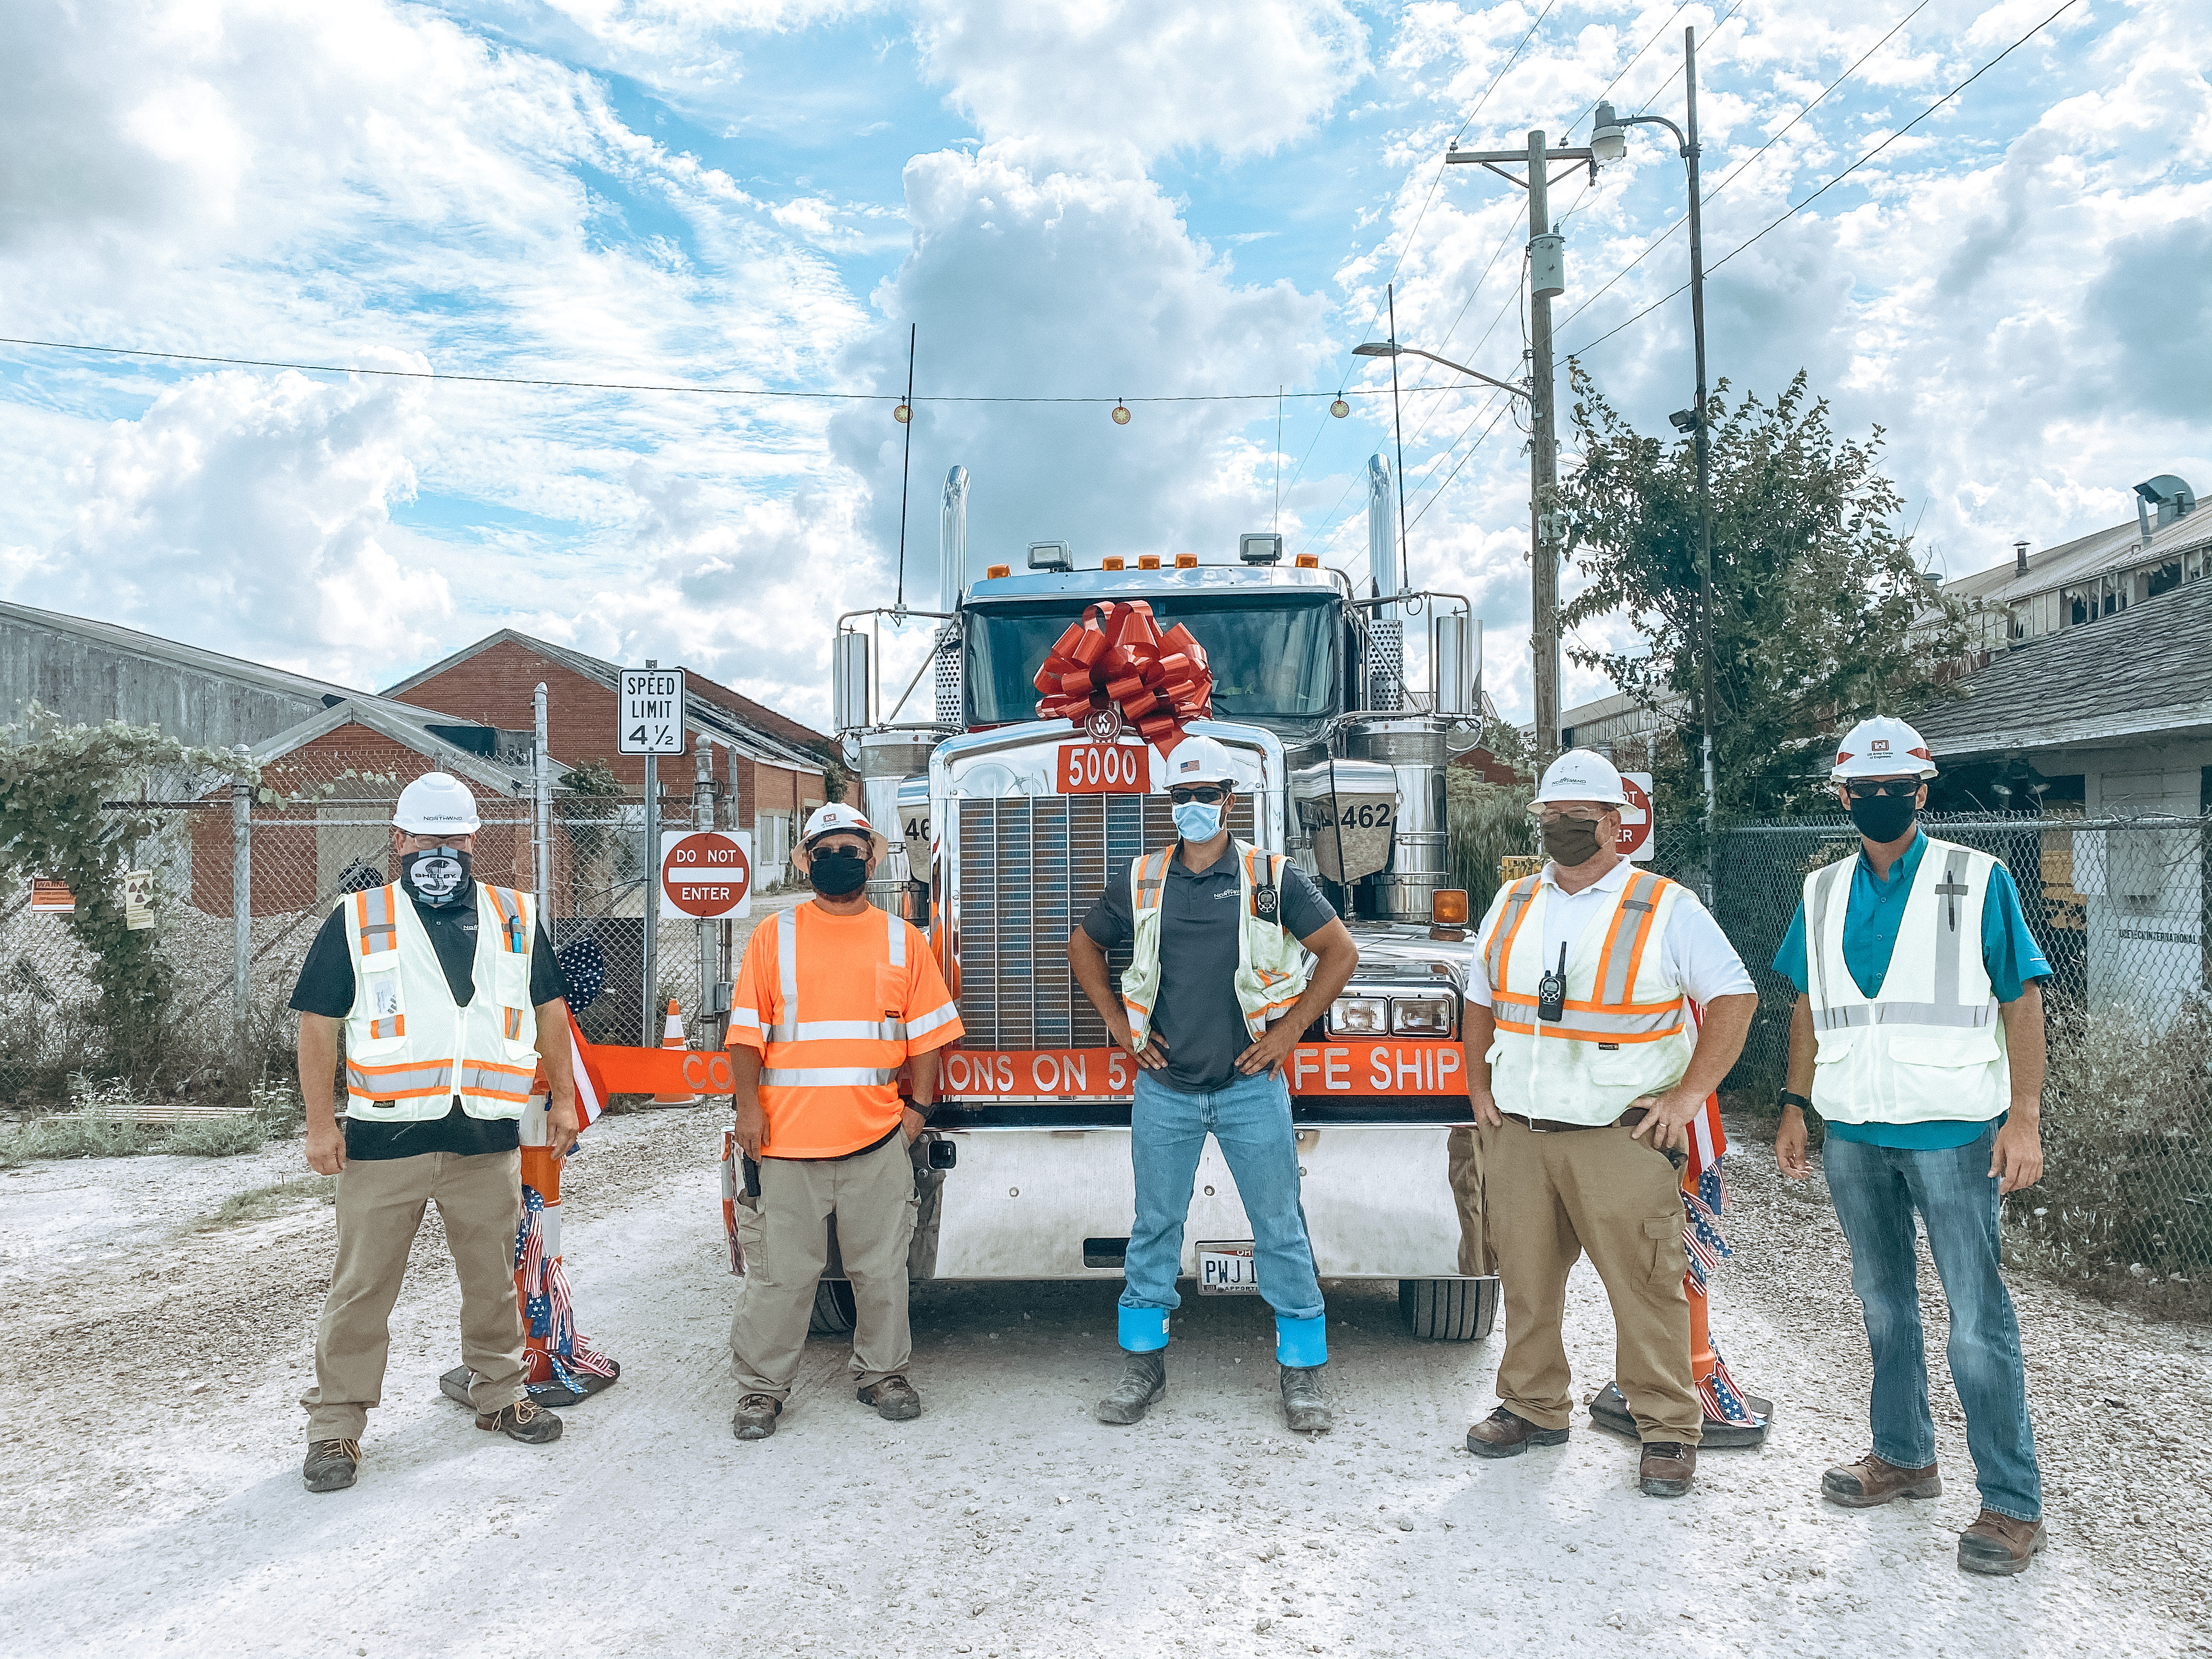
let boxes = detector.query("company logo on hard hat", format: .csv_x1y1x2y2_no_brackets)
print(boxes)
1871,738,1890,754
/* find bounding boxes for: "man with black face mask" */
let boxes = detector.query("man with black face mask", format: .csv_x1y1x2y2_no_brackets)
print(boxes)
1462,748,1756,1497
1772,716,2051,1577
724,804,963,1440
289,771,577,1492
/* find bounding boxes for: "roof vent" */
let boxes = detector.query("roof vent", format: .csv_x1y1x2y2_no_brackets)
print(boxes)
2135,474,2196,541
2013,538,2029,578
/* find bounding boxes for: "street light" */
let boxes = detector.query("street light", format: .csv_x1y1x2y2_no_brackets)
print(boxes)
1353,340,1530,401
1590,26,1718,855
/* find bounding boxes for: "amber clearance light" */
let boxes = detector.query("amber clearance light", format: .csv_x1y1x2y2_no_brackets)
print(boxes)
1430,888,1469,940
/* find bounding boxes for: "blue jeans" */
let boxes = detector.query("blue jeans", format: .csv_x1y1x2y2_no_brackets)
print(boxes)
1824,1125,2041,1521
1120,1069,1324,1328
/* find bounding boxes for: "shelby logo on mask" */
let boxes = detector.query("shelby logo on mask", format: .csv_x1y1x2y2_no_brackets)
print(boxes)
807,847,870,897
402,847,472,907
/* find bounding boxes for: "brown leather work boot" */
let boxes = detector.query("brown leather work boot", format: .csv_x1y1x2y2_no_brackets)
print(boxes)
475,1398,563,1443
1958,1510,2045,1576
857,1374,923,1421
1822,1452,1942,1509
1466,1405,1570,1459
1638,1441,1697,1497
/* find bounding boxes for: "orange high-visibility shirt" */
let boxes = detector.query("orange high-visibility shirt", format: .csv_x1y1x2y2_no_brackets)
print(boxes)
728,902,963,1159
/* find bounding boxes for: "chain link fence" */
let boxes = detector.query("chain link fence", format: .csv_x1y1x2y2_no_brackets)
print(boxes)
1,748,755,1111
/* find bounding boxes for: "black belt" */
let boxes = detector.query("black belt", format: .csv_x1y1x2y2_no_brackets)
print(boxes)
1502,1105,1651,1135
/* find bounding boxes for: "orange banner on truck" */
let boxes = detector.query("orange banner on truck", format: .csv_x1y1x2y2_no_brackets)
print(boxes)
939,1041,1465,1101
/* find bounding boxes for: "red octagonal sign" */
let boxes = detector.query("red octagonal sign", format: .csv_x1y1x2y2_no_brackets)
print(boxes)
661,831,752,917
1616,773,1655,862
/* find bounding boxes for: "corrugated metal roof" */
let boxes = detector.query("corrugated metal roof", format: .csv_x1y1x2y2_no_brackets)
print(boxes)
0,599,366,702
1942,509,2212,608
1915,574,2212,760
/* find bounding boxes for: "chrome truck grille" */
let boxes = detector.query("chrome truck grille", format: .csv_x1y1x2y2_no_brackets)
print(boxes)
954,794,1255,1050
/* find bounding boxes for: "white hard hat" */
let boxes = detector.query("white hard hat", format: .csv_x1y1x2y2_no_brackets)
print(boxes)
392,771,481,836
1532,748,1628,807
795,802,886,868
1163,734,1239,787
1830,716,1937,782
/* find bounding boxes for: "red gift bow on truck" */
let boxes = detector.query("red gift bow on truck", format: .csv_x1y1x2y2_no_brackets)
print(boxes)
1031,600,1212,750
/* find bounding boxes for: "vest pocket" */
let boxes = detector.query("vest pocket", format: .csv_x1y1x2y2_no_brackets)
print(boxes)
1887,1031,2002,1068
352,960,407,1054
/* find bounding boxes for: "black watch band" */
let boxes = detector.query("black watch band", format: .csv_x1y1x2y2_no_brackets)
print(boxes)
1778,1090,1814,1113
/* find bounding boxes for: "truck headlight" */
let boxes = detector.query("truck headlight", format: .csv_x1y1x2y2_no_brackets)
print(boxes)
1390,996,1453,1036
1328,996,1387,1035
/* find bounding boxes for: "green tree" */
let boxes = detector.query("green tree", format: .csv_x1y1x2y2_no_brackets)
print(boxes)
1557,368,1963,824
0,706,252,1082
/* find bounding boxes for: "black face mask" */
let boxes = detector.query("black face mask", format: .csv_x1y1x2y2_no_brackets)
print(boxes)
1848,793,1918,845
807,848,870,897
1539,818,1604,868
400,847,472,907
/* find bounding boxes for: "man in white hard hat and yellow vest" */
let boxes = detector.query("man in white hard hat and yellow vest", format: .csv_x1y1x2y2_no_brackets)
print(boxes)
725,803,964,1441
1773,715,2051,1576
1070,735,1361,1433
290,771,578,1492
1463,748,1757,1497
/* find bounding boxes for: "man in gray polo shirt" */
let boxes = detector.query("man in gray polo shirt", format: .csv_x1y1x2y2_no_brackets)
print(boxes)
1070,736,1359,1432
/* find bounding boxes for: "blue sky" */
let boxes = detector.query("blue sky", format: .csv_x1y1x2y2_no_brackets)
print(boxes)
4,0,2205,729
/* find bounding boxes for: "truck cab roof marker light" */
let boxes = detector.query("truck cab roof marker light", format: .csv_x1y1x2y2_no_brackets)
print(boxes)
1137,555,1162,570
1294,554,1321,568
1102,557,1125,571
985,563,1011,578
1175,554,1199,568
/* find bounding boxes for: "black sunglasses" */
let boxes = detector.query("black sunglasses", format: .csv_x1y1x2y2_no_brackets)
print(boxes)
1843,779,1920,800
1168,786,1227,805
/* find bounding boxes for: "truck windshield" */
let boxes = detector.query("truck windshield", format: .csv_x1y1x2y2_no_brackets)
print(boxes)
966,592,1338,731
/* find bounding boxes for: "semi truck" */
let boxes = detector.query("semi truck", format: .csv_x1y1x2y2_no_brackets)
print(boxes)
816,458,1499,1341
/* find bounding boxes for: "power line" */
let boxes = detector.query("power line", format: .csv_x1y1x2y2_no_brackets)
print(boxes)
1563,0,2083,360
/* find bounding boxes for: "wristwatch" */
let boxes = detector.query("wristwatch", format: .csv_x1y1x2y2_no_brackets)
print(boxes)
1778,1090,1814,1113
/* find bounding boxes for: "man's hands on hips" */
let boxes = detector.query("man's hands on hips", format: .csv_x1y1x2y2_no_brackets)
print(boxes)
1109,1015,1170,1071
1775,1107,1813,1180
1234,1020,1301,1079
1990,1115,2043,1194
1627,1084,1705,1153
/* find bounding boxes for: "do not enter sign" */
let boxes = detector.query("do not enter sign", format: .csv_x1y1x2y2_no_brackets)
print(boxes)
1617,772,1655,863
659,831,753,919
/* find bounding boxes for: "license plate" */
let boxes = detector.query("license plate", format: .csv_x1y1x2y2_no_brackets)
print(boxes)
1197,1240,1259,1295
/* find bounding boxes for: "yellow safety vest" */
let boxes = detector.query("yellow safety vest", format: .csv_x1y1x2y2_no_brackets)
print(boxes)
1477,867,1694,1124
342,883,541,1121
1805,836,2010,1125
1119,840,1314,1049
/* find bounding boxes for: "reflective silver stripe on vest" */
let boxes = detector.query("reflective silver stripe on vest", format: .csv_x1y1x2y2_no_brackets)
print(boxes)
1483,879,1538,989
1494,998,1685,1038
780,1019,908,1041
766,906,802,1041
1595,872,1665,1006
1932,845,1971,1006
345,1060,449,1096
759,1067,902,1087
1807,857,1849,1012
356,885,398,955
1812,1001,1999,1031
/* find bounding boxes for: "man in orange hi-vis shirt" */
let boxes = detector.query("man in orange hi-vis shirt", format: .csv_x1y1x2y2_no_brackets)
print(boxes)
725,803,963,1441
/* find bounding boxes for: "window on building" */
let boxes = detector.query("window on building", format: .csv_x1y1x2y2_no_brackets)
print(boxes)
2066,588,2090,626
2146,560,2183,599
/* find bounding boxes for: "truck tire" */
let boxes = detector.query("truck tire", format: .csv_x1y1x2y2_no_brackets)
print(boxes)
809,1279,857,1336
1400,1277,1497,1341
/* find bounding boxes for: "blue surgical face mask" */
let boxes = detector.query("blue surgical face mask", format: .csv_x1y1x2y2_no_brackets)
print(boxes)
1173,800,1224,841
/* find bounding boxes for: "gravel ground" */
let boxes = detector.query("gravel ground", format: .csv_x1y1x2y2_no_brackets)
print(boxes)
2,1107,2205,1657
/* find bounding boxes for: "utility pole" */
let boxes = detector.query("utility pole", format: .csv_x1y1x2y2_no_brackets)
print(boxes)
1446,131,1595,762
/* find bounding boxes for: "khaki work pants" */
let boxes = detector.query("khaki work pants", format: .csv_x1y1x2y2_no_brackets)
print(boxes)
1481,1115,1701,1443
301,1148,527,1441
729,1133,919,1401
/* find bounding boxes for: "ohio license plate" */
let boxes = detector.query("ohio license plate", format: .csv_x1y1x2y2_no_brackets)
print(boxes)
1197,1240,1259,1295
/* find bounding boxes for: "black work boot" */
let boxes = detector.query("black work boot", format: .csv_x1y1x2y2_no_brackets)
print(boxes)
476,1398,563,1443
1096,1350,1167,1425
1279,1365,1334,1433
302,1438,360,1493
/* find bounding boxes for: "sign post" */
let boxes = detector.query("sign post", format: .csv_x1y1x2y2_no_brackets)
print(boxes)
619,662,686,1042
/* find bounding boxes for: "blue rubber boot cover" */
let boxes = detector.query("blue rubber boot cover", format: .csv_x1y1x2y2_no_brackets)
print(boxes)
1276,1313,1327,1368
1119,1305,1171,1353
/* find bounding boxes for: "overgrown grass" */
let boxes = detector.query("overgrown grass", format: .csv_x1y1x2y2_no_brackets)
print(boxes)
0,1077,303,1166
1447,771,1533,917
194,1173,336,1231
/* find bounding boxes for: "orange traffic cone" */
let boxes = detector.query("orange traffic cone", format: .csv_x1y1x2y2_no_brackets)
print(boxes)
651,997,700,1105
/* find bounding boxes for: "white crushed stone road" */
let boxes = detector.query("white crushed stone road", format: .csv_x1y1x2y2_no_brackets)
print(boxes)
3,1107,2206,1658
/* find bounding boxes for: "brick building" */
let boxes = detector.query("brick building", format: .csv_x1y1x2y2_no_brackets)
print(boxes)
381,631,830,885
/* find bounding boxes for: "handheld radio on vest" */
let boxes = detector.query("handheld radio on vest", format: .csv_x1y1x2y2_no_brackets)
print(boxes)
1537,942,1568,1024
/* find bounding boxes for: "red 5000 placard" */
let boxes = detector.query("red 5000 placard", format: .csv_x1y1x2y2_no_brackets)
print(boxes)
1057,743,1150,794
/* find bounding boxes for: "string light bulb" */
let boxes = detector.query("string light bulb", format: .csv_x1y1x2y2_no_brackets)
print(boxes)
1111,400,1131,425
1331,396,1350,418
893,403,911,424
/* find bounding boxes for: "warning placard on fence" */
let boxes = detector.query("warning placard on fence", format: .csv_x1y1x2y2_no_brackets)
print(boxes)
659,830,752,920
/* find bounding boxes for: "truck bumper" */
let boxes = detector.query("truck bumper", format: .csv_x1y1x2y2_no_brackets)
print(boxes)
913,1125,1481,1282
